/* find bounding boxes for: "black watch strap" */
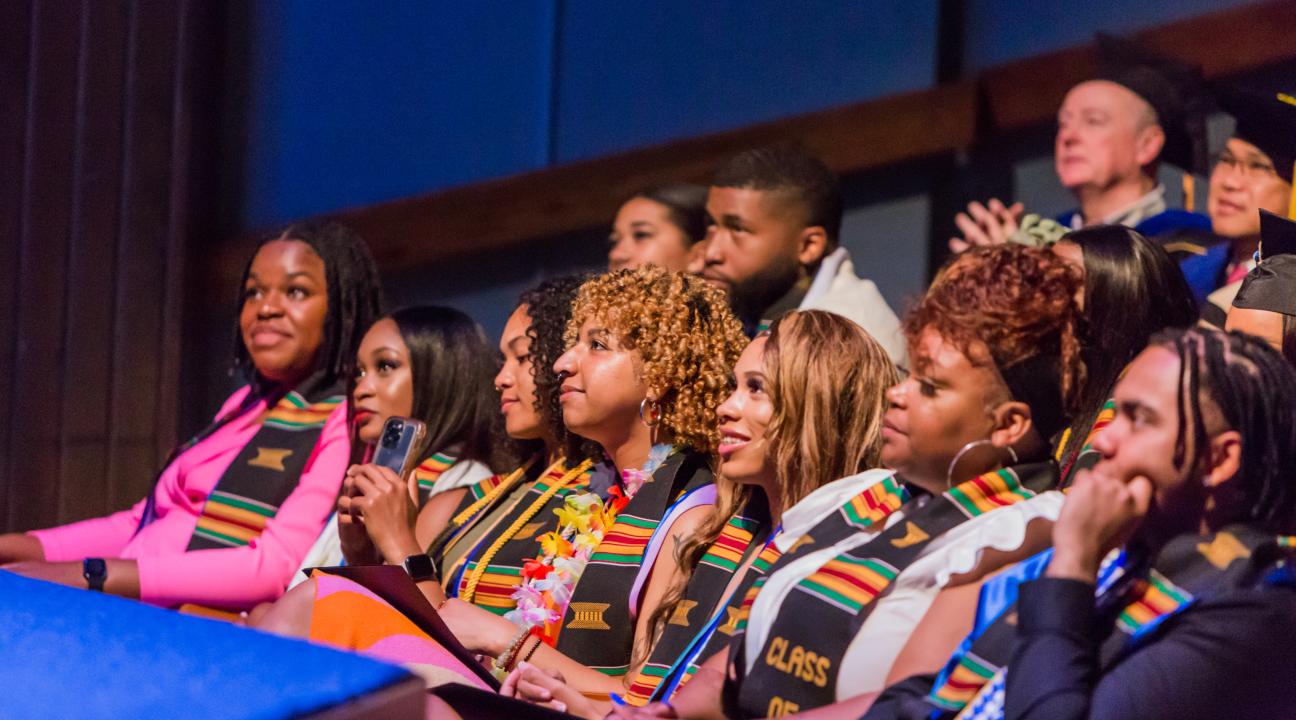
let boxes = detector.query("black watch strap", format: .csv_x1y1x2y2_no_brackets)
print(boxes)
82,557,107,592
402,553,438,583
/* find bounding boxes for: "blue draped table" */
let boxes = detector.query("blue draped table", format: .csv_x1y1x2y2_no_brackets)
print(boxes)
0,570,422,719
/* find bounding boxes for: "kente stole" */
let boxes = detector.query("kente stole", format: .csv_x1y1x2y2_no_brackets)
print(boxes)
183,374,345,550
554,451,714,677
928,525,1294,719
625,500,772,705
727,463,1056,719
426,457,540,566
413,451,457,507
450,461,594,616
1056,396,1115,487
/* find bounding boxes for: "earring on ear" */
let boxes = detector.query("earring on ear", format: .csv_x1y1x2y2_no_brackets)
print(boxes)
639,399,662,428
945,439,1017,489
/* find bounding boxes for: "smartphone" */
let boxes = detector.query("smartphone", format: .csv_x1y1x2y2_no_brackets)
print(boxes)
371,416,428,480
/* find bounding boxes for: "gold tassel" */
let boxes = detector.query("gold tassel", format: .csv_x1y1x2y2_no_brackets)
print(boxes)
1182,174,1195,213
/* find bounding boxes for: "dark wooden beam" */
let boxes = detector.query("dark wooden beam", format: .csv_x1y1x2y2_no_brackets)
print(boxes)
217,0,1296,281
981,0,1296,132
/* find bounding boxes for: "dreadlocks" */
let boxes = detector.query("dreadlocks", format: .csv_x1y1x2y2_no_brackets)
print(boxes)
1154,326,1296,535
233,221,384,387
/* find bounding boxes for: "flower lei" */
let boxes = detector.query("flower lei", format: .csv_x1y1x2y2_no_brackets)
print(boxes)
504,444,675,649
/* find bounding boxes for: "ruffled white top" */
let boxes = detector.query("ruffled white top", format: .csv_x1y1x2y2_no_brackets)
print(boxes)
742,468,1064,700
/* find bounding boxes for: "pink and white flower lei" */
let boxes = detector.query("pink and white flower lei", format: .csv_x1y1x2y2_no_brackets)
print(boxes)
503,445,674,646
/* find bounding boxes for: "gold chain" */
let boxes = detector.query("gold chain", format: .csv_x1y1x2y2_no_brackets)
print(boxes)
459,458,594,604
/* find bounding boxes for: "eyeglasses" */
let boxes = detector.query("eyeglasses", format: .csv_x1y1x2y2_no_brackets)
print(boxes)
1213,151,1278,179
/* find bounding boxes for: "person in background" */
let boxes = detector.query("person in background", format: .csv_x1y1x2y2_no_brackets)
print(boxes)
608,185,711,274
951,35,1209,253
1224,210,1296,366
1167,89,1296,312
0,222,383,610
702,145,906,365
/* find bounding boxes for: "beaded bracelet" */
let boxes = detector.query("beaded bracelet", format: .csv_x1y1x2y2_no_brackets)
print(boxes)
493,626,532,674
517,634,543,667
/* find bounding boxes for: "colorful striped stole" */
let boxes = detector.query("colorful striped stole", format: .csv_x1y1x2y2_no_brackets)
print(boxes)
555,451,713,677
625,506,770,705
187,375,344,550
928,527,1287,719
730,462,1057,718
451,462,594,615
412,451,457,506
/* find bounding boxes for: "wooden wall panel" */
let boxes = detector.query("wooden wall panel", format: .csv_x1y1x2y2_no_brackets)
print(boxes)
58,0,128,522
0,1,34,528
10,0,80,531
0,0,214,532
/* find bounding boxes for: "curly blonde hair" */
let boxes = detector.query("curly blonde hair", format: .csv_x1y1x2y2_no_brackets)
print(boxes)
566,267,747,453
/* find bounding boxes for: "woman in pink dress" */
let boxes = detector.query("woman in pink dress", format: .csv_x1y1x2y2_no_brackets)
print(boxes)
0,221,383,610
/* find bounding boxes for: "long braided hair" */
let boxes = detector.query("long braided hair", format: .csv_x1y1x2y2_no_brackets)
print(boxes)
1154,327,1296,535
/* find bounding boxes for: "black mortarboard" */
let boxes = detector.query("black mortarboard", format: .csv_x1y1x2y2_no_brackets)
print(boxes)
1232,211,1296,316
1221,89,1296,184
1095,34,1210,174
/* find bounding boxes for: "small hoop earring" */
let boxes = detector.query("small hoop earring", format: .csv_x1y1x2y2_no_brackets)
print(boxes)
639,399,662,428
945,439,1017,488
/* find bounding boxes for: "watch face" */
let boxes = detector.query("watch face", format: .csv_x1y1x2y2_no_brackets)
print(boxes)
403,554,436,581
84,558,106,576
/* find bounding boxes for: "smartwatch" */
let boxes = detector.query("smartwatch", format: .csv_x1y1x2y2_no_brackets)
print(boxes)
402,554,438,583
83,557,107,592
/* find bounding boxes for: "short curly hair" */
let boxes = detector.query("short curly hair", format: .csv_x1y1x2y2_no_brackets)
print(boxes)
908,245,1086,414
566,268,747,453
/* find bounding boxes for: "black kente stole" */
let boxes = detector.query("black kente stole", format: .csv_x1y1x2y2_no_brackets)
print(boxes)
451,460,595,616
922,525,1294,719
140,371,345,551
425,455,542,566
554,451,715,677
726,461,1057,719
625,497,773,704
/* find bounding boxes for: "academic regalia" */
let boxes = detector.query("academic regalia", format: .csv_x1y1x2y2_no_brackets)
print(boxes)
1056,35,1212,240
1166,89,1296,311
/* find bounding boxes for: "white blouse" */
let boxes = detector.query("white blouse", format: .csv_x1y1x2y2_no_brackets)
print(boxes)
743,469,1064,700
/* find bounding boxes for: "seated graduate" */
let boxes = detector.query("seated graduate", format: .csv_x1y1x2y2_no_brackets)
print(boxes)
466,309,898,718
869,327,1296,720
255,276,598,643
700,146,906,364
270,268,747,688
655,244,1086,720
0,222,383,609
286,305,505,585
608,184,710,274
1047,225,1197,485
1167,89,1296,314
1225,210,1296,366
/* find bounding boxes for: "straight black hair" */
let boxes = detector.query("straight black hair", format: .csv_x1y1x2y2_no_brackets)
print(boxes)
1059,225,1197,472
386,306,502,469
629,184,710,245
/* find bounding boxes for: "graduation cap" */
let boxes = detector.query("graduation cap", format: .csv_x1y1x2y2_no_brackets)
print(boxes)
1232,210,1296,316
1095,34,1210,174
1220,89,1296,185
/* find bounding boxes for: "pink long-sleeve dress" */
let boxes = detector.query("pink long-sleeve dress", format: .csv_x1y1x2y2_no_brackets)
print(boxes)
30,385,350,609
